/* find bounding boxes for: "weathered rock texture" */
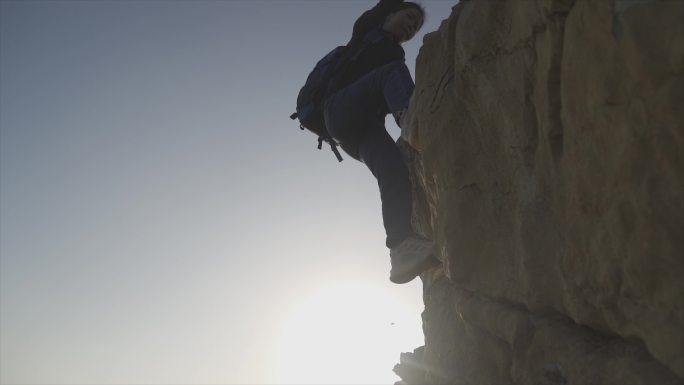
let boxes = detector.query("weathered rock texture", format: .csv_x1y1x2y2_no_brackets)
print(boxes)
398,0,684,383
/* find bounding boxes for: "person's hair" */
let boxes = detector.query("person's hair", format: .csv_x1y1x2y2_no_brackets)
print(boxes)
389,2,426,29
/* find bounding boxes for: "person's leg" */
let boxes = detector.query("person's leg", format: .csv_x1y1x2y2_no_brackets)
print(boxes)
323,60,416,247
353,122,439,284
324,60,415,146
357,127,414,249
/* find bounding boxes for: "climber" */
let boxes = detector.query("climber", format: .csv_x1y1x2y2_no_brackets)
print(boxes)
324,0,441,284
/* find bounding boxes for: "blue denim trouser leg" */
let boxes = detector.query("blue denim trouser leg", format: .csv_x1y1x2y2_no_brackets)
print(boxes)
324,61,415,248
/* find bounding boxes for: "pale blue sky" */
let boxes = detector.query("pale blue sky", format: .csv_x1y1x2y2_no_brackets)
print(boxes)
0,1,456,384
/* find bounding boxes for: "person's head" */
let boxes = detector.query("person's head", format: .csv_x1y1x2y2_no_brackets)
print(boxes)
382,2,425,43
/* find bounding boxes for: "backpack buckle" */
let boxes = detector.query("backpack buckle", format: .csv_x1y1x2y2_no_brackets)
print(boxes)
318,137,343,162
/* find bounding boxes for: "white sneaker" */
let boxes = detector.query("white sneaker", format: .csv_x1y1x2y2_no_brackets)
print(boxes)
389,235,440,284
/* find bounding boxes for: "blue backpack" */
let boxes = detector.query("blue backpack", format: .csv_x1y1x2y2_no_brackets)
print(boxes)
290,45,348,161
290,30,386,162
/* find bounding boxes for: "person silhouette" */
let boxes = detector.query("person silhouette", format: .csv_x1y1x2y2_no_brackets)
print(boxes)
323,0,440,284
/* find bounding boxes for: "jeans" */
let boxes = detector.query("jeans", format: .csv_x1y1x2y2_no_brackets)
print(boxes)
324,60,415,249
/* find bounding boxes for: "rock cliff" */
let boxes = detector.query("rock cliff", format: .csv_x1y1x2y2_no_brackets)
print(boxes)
396,0,684,383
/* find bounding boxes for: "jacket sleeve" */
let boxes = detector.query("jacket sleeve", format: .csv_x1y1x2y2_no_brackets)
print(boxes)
350,0,404,43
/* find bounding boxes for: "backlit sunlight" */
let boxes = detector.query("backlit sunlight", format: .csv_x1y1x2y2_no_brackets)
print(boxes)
269,281,423,384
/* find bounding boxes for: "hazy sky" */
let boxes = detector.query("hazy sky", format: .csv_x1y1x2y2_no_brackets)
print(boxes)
0,1,456,384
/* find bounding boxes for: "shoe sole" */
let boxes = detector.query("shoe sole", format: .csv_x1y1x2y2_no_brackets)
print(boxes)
390,255,442,284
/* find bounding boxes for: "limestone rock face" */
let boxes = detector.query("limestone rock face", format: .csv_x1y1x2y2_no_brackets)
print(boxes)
401,0,684,383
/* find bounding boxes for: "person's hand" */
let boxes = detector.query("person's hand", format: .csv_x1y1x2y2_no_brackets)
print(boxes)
409,120,421,152
399,92,422,152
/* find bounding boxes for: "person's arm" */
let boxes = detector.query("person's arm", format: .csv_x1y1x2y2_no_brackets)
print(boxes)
350,0,404,43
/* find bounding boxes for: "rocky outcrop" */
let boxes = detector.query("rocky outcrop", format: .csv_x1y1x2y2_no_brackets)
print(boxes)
398,0,684,383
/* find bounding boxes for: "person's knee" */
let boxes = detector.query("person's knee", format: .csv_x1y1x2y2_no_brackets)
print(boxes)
385,59,406,70
379,60,407,77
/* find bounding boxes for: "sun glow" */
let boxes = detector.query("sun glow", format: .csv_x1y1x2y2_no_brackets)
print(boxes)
269,281,423,384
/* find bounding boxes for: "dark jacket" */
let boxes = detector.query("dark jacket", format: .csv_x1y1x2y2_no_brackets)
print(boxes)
328,0,406,97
